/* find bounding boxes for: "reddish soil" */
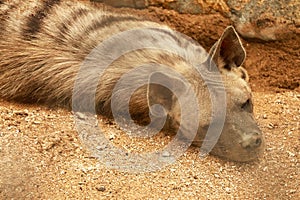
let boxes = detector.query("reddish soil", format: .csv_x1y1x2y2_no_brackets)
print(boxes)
125,6,300,93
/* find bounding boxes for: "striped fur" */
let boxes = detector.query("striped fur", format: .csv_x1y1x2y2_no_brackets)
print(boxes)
0,0,165,105
0,0,264,162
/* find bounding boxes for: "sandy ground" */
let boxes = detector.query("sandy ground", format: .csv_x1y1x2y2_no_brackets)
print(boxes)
0,2,299,200
0,92,299,199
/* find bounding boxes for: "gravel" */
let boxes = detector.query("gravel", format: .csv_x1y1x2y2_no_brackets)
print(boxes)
0,91,299,199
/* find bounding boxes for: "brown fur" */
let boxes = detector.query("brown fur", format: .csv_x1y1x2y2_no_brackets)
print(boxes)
0,0,264,162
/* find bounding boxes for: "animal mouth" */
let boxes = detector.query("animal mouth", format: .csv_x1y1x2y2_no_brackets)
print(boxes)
209,135,265,162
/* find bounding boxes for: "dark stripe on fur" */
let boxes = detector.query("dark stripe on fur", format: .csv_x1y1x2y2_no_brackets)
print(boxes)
55,8,89,43
0,3,17,35
86,15,139,33
22,0,61,39
69,15,142,48
77,15,141,40
0,2,15,17
0,6,9,28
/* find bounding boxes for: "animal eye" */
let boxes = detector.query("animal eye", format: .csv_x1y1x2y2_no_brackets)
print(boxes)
241,99,253,112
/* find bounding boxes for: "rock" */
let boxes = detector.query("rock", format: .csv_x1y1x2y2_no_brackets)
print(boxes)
228,0,300,41
162,151,170,157
148,0,230,15
92,0,230,14
149,0,203,14
92,0,148,9
92,0,300,41
96,185,106,192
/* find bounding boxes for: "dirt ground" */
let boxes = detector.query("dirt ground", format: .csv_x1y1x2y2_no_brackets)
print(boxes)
0,3,299,200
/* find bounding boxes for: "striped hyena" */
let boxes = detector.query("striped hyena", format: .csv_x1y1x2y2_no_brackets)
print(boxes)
0,0,264,162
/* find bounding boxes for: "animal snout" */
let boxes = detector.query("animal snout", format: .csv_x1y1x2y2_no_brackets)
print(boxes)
241,132,263,150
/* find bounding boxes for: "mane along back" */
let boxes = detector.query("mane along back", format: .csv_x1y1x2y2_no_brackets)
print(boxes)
0,0,204,116
0,0,164,105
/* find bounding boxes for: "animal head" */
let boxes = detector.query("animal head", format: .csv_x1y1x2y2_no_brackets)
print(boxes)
146,26,265,162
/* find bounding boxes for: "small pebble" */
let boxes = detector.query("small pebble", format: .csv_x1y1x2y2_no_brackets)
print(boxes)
96,144,107,151
96,186,106,192
75,112,87,120
263,114,267,119
162,151,170,157
214,174,220,178
225,187,231,193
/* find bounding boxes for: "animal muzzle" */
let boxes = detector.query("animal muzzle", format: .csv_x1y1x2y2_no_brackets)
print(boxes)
240,131,263,150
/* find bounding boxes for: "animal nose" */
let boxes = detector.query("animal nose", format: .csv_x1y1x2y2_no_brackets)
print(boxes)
241,132,263,150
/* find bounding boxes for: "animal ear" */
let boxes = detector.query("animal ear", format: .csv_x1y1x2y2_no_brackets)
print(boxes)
209,26,246,70
147,72,185,117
